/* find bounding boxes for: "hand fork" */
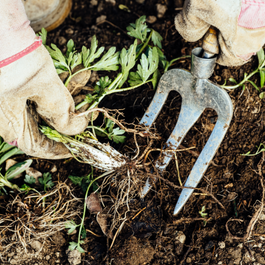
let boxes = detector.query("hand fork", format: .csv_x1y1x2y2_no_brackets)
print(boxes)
140,28,233,215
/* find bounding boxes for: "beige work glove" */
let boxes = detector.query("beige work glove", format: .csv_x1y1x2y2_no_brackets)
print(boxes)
0,0,89,159
175,0,265,66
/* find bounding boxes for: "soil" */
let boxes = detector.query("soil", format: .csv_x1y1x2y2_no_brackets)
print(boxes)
1,0,265,264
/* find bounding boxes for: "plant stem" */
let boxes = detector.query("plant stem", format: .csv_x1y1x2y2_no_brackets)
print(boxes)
164,55,191,72
136,30,153,59
77,169,114,248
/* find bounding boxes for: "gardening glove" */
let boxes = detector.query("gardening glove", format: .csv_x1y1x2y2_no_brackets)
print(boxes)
0,0,89,159
175,0,265,66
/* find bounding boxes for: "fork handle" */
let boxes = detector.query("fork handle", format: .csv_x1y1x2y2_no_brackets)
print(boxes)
202,27,219,58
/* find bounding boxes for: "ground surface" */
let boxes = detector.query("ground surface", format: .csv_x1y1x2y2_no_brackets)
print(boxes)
1,0,265,264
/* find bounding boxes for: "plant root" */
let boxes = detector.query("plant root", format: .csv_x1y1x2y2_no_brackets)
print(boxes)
0,182,82,254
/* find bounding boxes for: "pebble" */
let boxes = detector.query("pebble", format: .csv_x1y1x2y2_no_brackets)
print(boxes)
96,15,107,24
156,4,167,18
175,231,186,244
146,16,157,24
30,240,42,252
58,37,67,46
90,0,98,6
46,255,51,260
66,249,82,265
65,28,74,35
186,257,192,263
105,0,116,5
218,241,226,249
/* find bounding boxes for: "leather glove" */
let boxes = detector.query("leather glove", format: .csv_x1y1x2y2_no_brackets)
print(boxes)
0,0,89,159
175,0,265,66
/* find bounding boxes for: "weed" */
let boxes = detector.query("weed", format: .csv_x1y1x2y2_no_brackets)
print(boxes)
222,49,265,98
199,205,208,226
241,143,265,156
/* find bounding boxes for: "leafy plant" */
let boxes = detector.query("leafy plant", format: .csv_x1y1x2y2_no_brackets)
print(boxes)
87,118,126,144
69,172,98,193
66,169,109,253
199,206,208,226
39,172,54,192
241,143,265,156
222,49,265,98
0,137,32,193
40,15,189,115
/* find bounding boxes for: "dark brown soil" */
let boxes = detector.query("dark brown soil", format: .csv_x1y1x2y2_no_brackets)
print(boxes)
2,0,265,264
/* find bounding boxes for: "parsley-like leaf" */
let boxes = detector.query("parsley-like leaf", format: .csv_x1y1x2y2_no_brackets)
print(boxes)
65,220,78,234
126,16,149,42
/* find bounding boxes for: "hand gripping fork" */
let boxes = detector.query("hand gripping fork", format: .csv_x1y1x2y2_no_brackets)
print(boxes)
140,27,233,215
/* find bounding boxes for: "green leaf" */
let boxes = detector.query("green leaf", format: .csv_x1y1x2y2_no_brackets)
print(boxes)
119,40,138,87
81,225,87,239
37,28,47,45
260,70,265,88
128,72,142,86
69,175,84,186
66,39,75,57
69,241,85,253
6,160,33,180
0,147,24,166
257,49,265,67
137,47,159,82
82,35,105,68
46,44,69,70
65,220,78,234
39,172,54,192
24,174,36,185
229,78,237,84
76,244,85,253
126,16,148,42
70,53,82,70
157,47,168,70
248,80,260,92
151,30,163,49
151,69,161,90
260,92,265,99
91,47,120,71
69,242,78,251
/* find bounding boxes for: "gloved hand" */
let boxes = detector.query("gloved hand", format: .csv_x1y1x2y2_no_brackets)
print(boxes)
175,0,265,66
0,0,89,159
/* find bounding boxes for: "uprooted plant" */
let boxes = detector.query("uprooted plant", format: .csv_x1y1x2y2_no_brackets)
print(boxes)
36,16,190,252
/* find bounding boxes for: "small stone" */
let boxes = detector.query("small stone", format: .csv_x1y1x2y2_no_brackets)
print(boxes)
55,260,60,263
65,28,74,35
218,241,226,249
10,259,17,265
66,249,82,265
90,0,98,6
105,0,116,5
186,257,192,263
56,252,60,258
58,36,67,46
156,4,167,18
175,231,186,244
50,165,57,173
46,255,51,260
30,240,42,251
96,15,107,24
146,16,157,24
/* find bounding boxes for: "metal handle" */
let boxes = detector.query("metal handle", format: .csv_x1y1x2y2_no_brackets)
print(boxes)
202,27,219,59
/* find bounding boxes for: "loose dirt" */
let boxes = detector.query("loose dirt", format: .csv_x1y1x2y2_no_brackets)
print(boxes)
1,0,265,264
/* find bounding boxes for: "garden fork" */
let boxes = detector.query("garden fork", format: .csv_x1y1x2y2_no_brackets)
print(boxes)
140,28,233,215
